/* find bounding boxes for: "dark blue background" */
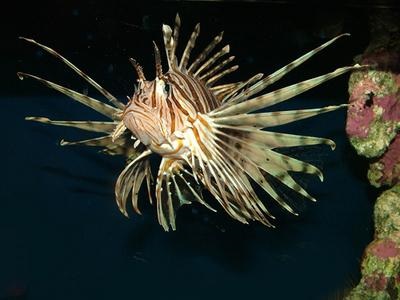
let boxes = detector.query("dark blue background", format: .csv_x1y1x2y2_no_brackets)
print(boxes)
2,1,385,299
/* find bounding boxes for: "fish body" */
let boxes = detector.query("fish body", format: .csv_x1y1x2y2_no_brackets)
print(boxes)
19,14,363,231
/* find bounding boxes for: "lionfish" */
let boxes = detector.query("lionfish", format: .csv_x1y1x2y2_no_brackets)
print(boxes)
18,14,361,231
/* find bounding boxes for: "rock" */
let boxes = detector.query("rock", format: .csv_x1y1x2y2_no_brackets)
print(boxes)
374,185,400,238
345,9,400,300
346,65,400,159
346,185,400,300
369,135,400,187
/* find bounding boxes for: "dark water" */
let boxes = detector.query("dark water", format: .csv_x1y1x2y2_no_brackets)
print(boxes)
2,1,391,299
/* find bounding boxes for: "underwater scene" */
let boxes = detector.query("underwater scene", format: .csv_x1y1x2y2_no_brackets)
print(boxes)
2,1,400,299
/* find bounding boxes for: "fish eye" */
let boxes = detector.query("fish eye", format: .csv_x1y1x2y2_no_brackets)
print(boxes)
164,82,170,94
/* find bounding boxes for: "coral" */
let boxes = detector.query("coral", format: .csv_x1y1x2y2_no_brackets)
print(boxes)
345,9,400,300
346,185,400,300
374,185,400,238
369,134,400,187
346,68,400,159
346,23,400,185
346,7,400,164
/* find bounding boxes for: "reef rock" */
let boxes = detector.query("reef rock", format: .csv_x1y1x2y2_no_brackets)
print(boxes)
346,10,400,300
346,185,400,300
346,32,400,187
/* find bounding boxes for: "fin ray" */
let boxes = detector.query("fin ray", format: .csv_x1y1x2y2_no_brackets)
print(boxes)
237,34,351,100
19,37,124,109
212,65,362,117
179,23,200,70
115,150,152,216
214,105,346,128
188,31,224,73
17,72,120,119
26,117,117,133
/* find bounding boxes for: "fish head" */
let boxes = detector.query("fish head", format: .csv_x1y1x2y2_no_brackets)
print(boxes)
122,78,170,147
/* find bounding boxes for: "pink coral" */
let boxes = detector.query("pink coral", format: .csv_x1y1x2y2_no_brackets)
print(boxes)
346,50,400,141
364,274,387,291
368,238,400,259
346,78,379,138
380,93,400,122
375,134,400,186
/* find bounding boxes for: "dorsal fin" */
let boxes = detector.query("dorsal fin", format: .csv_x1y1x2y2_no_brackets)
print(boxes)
194,44,230,76
171,14,181,63
162,13,181,70
188,31,224,73
129,58,146,82
152,41,163,78
179,23,200,70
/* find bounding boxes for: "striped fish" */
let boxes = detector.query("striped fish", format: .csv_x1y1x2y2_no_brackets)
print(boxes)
18,14,362,231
